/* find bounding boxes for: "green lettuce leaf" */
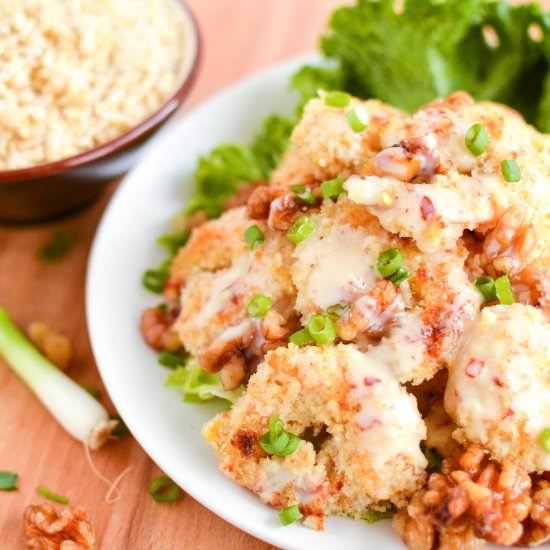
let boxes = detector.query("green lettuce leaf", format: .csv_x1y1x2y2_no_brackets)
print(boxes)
165,362,243,405
320,0,549,126
252,114,295,177
290,64,345,115
186,115,294,219
185,144,263,218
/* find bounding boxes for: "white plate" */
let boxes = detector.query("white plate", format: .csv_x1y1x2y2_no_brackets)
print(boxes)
87,56,469,550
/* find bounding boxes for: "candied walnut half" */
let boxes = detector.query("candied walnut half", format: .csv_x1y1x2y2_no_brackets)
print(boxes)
223,182,262,212
24,504,95,549
247,185,287,220
394,445,532,550
520,478,550,547
482,205,535,275
28,322,73,371
140,305,181,352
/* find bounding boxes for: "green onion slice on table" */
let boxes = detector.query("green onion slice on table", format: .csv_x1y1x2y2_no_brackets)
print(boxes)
0,471,18,491
149,476,181,503
37,485,69,505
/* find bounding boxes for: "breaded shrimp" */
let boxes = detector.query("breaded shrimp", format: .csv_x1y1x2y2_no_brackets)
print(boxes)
170,207,253,284
345,92,550,260
175,220,295,376
273,96,404,185
291,197,480,383
204,344,427,529
445,304,550,473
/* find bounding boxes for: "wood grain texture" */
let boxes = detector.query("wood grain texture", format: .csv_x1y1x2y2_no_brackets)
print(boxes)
0,1,344,549
0,0,545,548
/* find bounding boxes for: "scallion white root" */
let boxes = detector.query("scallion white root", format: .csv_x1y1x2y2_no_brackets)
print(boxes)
0,307,116,449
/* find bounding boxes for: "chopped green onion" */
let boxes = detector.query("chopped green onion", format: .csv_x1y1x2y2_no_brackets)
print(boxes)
81,385,100,400
389,267,411,285
260,417,302,457
142,261,170,294
307,314,336,345
289,328,314,347
501,159,521,182
474,276,497,302
292,184,317,206
38,229,74,262
260,431,300,457
37,485,69,505
346,106,370,132
244,224,265,250
269,416,284,440
110,414,130,438
0,471,18,491
157,232,189,258
376,248,403,278
465,123,489,156
278,504,303,526
287,216,315,245
158,350,189,369
320,178,345,201
540,428,550,452
247,294,273,318
327,303,352,319
0,308,115,450
148,476,181,503
157,303,169,314
324,91,351,108
363,508,396,524
495,275,515,305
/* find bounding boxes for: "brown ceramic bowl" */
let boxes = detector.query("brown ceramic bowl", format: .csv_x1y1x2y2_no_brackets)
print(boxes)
0,1,201,224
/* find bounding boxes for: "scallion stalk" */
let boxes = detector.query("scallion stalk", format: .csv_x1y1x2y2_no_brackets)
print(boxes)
0,308,116,450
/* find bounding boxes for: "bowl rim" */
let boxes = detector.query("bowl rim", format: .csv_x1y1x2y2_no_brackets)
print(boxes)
0,0,201,184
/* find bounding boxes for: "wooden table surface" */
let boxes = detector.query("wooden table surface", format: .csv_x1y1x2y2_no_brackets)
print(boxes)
0,1,345,549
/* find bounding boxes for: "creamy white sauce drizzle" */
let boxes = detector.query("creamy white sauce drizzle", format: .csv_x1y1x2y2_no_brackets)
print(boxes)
342,346,426,470
344,175,498,252
215,320,254,345
294,222,380,310
193,256,250,325
367,310,426,382
257,456,323,504
355,292,404,334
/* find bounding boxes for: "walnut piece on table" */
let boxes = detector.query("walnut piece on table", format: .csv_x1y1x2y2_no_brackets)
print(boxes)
24,505,95,550
28,321,73,371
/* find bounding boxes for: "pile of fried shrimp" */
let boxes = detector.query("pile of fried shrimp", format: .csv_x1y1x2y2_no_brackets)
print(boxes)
141,91,550,549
